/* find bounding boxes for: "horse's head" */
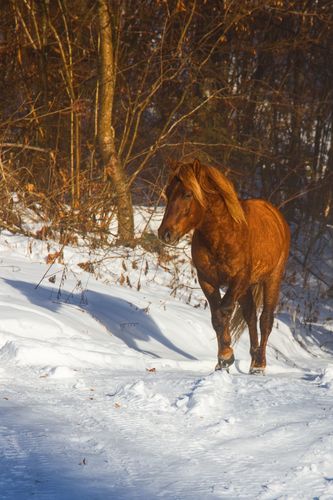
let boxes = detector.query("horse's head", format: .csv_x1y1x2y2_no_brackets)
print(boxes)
158,159,205,245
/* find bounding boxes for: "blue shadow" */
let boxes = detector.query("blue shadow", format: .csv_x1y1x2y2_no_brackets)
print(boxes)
3,278,196,361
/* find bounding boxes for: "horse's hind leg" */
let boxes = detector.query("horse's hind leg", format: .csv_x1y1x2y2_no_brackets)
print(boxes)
251,277,281,374
238,287,259,372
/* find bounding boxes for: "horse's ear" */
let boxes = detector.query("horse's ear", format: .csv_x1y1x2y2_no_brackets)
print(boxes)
192,158,201,176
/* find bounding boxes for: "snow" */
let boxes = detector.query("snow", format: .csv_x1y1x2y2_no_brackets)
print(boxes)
1,221,333,499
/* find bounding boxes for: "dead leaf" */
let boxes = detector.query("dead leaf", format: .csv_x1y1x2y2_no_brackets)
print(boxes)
78,262,95,273
25,183,35,193
46,251,63,264
176,0,186,12
36,226,52,240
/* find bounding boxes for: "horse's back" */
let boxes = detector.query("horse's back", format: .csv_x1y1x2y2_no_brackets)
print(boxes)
242,199,290,282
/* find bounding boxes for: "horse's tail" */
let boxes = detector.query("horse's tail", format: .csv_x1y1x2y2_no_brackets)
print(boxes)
230,283,263,344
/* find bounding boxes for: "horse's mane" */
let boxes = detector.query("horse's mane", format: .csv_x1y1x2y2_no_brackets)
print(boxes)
173,160,246,224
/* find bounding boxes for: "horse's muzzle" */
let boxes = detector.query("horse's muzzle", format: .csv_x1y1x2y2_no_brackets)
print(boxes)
158,228,178,245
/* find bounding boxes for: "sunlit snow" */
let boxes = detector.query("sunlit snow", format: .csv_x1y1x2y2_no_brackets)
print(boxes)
0,219,333,499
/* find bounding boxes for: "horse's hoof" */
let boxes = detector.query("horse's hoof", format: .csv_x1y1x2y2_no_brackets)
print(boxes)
249,367,265,375
215,354,235,372
215,363,229,373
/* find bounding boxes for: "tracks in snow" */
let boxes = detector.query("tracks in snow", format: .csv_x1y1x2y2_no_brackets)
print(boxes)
1,363,333,499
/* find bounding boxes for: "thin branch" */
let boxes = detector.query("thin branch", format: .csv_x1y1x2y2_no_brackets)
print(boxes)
159,88,225,142
0,143,52,153
278,173,333,209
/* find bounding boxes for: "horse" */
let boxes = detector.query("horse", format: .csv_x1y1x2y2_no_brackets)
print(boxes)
158,159,290,374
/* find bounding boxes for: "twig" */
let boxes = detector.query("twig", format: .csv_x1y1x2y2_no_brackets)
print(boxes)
0,143,51,153
290,251,330,287
35,243,66,289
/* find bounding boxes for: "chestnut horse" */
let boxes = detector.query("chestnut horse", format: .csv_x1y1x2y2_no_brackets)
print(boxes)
158,159,290,374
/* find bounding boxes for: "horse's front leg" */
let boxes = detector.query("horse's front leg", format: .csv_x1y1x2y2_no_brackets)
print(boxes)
198,277,236,371
213,288,236,371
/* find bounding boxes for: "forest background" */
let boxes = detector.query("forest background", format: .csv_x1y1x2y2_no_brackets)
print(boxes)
0,0,332,289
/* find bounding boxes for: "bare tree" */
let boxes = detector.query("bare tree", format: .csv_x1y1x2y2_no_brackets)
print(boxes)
1,0,332,254
97,0,134,243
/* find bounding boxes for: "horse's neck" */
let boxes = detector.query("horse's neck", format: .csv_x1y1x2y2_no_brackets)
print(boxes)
196,195,235,250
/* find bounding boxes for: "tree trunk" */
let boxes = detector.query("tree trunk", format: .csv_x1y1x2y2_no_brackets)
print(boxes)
97,0,134,244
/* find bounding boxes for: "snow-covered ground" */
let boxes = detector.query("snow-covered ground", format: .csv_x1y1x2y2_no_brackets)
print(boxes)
1,217,333,499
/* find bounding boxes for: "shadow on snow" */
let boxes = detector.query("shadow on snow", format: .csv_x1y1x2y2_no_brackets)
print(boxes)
4,278,196,361
279,311,333,356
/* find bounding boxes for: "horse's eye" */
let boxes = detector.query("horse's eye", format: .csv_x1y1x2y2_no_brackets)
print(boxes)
184,192,192,199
